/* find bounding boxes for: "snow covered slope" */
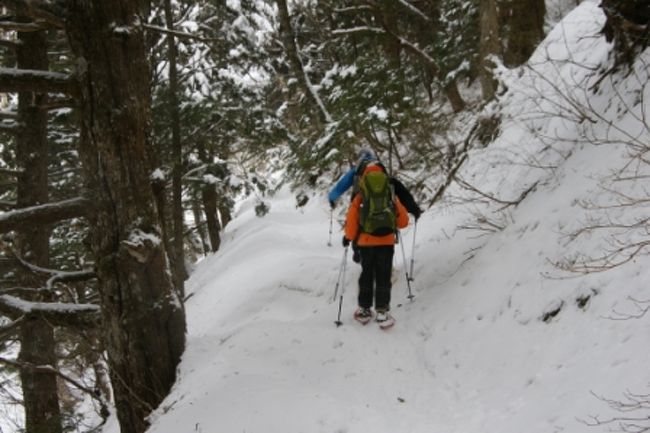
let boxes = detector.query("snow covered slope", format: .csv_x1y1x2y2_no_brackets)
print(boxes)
132,3,650,433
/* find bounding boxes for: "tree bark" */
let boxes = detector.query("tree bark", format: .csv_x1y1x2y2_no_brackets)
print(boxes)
443,81,465,112
479,0,501,100
15,26,62,433
190,191,209,255
63,2,186,433
164,0,187,295
502,0,545,67
201,185,221,252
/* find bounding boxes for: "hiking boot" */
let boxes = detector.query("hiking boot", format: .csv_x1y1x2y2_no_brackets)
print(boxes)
376,311,395,329
355,307,372,318
353,307,373,324
375,311,390,322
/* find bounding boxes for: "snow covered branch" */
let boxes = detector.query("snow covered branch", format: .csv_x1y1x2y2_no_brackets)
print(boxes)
0,122,21,133
331,26,385,37
0,67,77,96
0,196,89,233
0,0,65,29
0,21,45,32
15,256,95,291
395,0,430,22
333,5,373,13
142,23,218,43
0,294,100,327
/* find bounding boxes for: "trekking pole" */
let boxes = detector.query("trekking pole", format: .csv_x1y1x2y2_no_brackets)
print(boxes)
327,208,333,247
397,231,414,300
408,220,418,281
333,246,349,326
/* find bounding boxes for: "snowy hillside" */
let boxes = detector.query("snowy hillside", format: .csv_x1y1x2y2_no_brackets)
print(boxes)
109,3,650,433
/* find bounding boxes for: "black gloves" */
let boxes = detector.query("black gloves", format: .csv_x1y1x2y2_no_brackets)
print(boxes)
413,207,423,220
342,236,350,247
329,200,336,209
352,246,361,263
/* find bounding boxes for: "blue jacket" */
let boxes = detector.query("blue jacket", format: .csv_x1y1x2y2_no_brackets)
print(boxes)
328,168,355,203
329,165,423,218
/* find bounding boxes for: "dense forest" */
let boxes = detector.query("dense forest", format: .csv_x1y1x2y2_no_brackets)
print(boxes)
0,1,647,433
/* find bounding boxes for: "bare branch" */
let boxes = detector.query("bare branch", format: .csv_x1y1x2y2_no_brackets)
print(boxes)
0,356,108,414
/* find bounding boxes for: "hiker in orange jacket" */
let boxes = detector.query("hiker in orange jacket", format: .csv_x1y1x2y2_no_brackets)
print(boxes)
342,164,409,324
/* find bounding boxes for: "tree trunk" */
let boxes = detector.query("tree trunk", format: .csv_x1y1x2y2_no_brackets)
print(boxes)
164,0,187,296
276,0,330,125
63,2,186,433
479,0,501,100
201,185,221,252
191,191,209,255
503,0,545,67
15,27,62,433
443,80,465,112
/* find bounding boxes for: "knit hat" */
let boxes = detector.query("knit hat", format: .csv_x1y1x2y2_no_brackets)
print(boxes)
357,147,376,166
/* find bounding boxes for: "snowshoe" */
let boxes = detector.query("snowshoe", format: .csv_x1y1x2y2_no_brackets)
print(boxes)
353,307,373,325
376,312,395,329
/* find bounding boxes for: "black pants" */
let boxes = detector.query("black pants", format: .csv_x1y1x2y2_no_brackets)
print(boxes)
358,245,394,312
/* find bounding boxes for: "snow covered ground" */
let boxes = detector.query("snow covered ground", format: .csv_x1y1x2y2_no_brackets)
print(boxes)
121,3,649,433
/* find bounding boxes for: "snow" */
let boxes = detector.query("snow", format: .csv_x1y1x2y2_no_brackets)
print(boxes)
368,105,389,121
131,4,650,433
85,4,650,433
150,168,166,181
0,2,645,432
126,228,162,247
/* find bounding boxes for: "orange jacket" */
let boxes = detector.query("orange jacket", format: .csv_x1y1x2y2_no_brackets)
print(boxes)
344,192,409,246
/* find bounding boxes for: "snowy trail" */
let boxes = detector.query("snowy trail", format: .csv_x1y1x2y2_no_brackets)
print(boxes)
142,180,649,433
142,193,457,433
137,4,650,432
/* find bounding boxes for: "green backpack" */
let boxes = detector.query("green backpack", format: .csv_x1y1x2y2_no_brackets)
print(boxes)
359,170,396,236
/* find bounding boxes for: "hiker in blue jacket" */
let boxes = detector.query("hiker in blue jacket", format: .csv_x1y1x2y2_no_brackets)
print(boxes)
328,148,422,262
329,148,422,219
